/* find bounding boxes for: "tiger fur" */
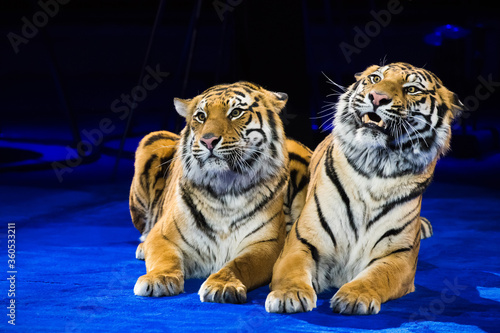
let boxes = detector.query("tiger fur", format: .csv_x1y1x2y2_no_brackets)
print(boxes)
130,81,311,303
265,62,462,315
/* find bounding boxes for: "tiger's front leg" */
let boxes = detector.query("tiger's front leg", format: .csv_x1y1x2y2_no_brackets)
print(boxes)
199,229,285,304
265,224,318,313
331,235,420,315
134,223,184,297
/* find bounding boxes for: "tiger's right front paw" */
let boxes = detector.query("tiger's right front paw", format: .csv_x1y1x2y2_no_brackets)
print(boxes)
134,271,184,297
265,287,317,313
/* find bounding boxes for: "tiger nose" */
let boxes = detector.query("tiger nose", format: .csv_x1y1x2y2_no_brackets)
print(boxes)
369,91,392,107
200,133,221,151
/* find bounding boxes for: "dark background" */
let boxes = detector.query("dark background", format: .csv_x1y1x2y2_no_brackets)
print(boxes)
1,3,499,331
1,0,499,184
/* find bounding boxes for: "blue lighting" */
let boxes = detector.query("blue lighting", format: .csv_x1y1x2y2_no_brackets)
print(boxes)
424,24,470,46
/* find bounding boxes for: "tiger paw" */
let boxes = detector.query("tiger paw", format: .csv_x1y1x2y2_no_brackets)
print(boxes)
265,287,317,313
199,273,247,304
330,281,381,315
134,271,184,297
135,243,145,260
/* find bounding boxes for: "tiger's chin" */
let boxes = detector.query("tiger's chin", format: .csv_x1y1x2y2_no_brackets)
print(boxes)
187,157,252,195
188,154,282,196
202,156,231,173
353,127,389,149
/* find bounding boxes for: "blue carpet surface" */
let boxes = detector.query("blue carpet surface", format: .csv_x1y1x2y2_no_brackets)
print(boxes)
1,156,499,332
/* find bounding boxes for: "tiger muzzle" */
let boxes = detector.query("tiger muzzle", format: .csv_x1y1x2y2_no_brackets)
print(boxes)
359,111,388,134
200,133,221,152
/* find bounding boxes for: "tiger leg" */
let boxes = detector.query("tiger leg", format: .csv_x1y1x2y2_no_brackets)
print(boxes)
330,233,420,315
133,223,184,297
265,225,318,313
199,220,286,304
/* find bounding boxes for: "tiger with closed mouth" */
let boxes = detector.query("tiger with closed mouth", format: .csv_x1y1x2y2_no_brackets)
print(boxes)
265,62,462,315
130,81,311,303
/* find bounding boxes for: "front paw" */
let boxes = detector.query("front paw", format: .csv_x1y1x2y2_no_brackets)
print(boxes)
265,287,317,313
135,243,145,260
134,271,184,297
199,273,247,304
330,281,381,315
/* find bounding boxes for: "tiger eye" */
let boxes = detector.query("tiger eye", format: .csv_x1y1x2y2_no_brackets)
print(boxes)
195,112,206,122
230,109,242,118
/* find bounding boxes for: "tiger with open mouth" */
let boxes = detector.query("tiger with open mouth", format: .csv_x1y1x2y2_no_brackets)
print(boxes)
265,62,462,315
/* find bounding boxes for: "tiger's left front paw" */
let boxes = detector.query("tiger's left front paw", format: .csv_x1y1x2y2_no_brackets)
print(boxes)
199,272,247,304
330,281,381,315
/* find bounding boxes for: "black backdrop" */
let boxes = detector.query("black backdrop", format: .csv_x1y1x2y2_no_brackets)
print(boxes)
1,0,499,152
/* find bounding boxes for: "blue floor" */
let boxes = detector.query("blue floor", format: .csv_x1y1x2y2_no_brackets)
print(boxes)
1,147,500,332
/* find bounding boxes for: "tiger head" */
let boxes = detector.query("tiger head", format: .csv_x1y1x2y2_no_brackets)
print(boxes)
333,62,463,177
174,81,288,193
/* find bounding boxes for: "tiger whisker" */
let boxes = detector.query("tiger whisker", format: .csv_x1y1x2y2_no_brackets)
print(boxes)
319,106,336,113
408,116,438,134
158,151,190,171
322,71,347,92
232,148,253,173
400,120,417,151
319,114,336,132
311,111,335,120
326,91,344,98
239,147,274,163
318,106,336,115
321,101,337,107
404,119,430,148
390,120,403,152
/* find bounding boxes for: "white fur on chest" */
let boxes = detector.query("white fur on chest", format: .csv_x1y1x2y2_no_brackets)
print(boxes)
183,213,265,279
312,149,421,290
176,184,275,278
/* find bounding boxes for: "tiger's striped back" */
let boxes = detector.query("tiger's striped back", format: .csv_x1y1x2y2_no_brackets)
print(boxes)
129,131,178,242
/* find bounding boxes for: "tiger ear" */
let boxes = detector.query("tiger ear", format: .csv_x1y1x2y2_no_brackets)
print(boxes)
451,92,465,119
173,98,190,118
273,92,288,101
271,91,288,113
354,72,364,80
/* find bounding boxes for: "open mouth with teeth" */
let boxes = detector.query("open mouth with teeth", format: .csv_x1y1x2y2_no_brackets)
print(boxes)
361,112,387,133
